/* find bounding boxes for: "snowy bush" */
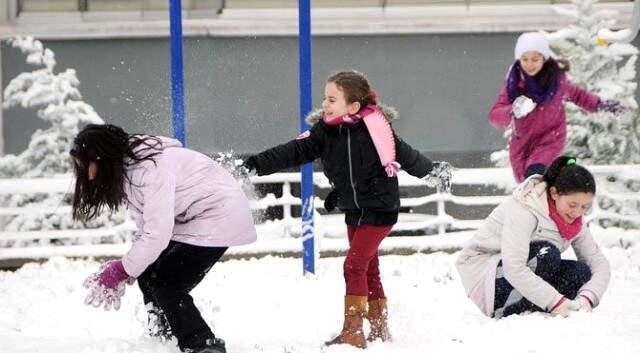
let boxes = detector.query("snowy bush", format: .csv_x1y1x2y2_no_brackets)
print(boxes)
1,36,104,177
549,0,639,164
549,0,640,228
0,36,130,246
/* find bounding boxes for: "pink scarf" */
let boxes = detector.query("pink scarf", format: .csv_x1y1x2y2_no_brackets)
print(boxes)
547,196,582,241
323,104,400,177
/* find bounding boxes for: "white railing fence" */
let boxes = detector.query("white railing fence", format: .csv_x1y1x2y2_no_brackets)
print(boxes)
0,165,638,260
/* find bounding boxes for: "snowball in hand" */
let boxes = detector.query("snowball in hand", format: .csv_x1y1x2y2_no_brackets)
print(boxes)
512,95,537,119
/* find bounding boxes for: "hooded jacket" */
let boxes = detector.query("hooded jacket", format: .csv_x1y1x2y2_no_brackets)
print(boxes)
246,104,433,226
455,176,610,316
489,73,600,182
121,137,257,277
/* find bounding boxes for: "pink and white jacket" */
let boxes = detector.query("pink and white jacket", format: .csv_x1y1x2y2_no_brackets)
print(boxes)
455,176,610,317
489,73,600,182
121,137,257,277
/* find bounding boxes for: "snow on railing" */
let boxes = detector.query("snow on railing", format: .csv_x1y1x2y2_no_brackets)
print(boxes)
0,165,638,260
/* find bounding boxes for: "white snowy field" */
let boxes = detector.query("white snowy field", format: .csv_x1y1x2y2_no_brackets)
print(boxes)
1,230,639,353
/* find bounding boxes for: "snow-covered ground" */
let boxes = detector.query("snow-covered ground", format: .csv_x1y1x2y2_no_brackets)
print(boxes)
1,229,639,353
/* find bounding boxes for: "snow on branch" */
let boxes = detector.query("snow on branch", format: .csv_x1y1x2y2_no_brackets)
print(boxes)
1,36,103,178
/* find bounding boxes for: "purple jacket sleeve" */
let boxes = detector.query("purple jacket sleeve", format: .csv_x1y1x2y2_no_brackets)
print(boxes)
565,80,600,112
488,85,513,130
122,162,177,278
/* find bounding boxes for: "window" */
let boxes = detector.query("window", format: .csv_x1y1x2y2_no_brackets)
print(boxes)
19,0,79,12
18,0,223,13
88,0,221,11
15,0,631,15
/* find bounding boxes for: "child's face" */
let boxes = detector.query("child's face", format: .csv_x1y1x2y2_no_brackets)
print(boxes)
519,51,545,76
322,82,360,121
550,187,594,224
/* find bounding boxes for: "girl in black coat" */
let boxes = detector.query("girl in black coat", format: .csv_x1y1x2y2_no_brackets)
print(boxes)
244,70,450,348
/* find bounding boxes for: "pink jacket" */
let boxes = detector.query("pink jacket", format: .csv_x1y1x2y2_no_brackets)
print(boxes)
121,137,257,277
489,74,600,181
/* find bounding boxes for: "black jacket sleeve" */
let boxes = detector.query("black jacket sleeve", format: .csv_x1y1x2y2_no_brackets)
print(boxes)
247,123,325,176
395,132,433,178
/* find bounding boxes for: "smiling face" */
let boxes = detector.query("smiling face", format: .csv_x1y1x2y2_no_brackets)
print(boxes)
549,186,594,224
321,82,361,122
520,51,546,76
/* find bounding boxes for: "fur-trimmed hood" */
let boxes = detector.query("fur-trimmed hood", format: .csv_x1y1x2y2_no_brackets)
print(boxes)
305,103,399,125
512,175,550,218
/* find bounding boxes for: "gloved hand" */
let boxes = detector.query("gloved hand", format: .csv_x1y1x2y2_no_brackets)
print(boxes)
575,295,593,312
324,190,338,213
424,161,453,193
240,157,257,177
597,99,626,115
83,260,134,311
550,297,581,317
512,95,537,119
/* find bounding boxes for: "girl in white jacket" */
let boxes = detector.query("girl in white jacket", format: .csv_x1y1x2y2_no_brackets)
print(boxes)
456,156,610,318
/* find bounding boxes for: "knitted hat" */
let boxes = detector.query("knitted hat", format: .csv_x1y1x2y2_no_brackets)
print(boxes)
514,32,552,60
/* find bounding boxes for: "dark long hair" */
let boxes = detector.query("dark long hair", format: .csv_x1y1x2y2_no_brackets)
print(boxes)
535,58,569,95
70,124,162,222
543,156,596,195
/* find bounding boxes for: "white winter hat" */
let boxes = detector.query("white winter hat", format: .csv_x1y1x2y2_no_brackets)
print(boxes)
514,32,553,60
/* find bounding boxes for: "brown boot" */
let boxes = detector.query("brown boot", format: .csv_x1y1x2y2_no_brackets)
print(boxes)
367,298,391,342
325,295,368,349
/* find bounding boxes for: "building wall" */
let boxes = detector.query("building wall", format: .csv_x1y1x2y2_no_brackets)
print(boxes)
1,33,638,167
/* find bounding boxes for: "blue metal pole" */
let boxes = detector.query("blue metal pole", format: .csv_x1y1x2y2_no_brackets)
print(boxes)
169,0,186,145
299,0,315,275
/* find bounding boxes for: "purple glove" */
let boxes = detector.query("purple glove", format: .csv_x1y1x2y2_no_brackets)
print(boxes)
597,99,626,115
83,260,134,311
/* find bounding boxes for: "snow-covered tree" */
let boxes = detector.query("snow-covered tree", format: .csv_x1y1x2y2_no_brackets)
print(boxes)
490,1,639,228
549,0,639,164
0,37,130,245
1,36,103,177
548,0,640,228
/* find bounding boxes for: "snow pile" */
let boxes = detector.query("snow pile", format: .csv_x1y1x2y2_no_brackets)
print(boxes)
0,239,638,353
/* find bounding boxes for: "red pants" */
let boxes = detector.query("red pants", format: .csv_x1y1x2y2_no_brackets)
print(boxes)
344,224,393,300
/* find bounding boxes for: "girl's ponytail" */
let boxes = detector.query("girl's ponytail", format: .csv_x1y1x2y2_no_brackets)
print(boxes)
543,156,596,195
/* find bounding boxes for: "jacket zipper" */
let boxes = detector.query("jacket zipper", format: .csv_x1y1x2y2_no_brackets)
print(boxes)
347,129,360,210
